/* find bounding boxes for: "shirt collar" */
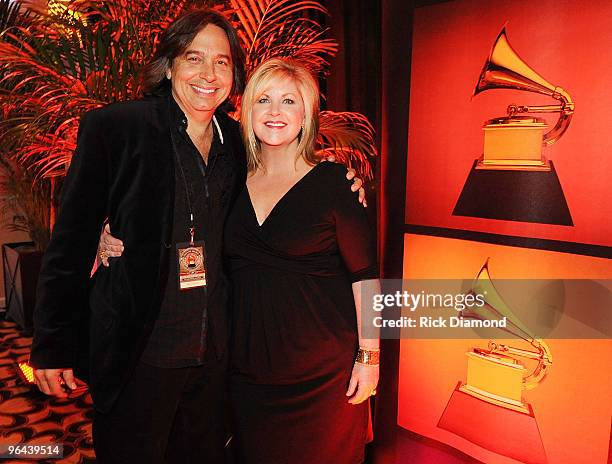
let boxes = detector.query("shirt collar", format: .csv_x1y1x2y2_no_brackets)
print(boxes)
168,93,225,146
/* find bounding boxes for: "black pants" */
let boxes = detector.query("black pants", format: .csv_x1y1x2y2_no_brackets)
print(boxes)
93,351,227,464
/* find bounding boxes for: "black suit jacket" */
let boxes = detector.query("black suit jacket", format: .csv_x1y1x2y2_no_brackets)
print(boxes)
30,95,246,413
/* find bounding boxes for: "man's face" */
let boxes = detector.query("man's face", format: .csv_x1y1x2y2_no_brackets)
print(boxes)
167,24,233,118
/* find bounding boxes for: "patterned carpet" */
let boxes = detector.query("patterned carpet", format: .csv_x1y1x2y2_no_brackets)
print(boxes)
0,319,95,463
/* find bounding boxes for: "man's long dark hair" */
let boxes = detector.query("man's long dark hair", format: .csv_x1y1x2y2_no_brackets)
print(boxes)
141,8,246,112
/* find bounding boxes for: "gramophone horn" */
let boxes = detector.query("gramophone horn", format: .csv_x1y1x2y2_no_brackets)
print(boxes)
474,26,574,146
463,259,553,389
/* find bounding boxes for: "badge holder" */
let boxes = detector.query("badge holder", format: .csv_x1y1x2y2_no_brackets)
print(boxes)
177,240,206,290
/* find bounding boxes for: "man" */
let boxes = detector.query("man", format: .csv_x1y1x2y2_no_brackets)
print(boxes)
31,9,246,463
30,7,363,464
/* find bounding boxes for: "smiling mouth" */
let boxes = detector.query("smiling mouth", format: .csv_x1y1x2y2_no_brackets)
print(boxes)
264,121,287,128
190,84,217,95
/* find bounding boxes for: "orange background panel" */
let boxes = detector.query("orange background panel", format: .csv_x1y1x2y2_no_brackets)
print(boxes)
402,234,612,280
398,234,611,464
405,0,612,247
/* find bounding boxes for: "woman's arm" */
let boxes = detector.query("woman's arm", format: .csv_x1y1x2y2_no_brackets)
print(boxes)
346,279,381,405
329,164,380,404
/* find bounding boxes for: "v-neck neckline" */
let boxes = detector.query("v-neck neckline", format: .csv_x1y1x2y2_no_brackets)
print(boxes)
246,162,323,228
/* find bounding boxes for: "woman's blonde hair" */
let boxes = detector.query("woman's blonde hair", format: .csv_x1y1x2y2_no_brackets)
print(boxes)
241,58,320,172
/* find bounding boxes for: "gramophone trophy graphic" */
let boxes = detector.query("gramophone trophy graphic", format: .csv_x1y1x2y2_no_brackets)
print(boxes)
438,260,553,464
453,25,575,226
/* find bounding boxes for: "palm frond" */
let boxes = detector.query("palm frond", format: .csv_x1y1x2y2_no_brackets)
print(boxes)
0,0,27,34
317,111,378,181
0,0,377,248
0,0,188,178
0,158,52,250
226,0,336,76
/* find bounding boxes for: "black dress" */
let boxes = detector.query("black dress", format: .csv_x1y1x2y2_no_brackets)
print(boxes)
224,162,378,464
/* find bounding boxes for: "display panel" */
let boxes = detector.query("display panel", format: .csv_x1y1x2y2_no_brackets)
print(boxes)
405,0,612,247
398,233,611,464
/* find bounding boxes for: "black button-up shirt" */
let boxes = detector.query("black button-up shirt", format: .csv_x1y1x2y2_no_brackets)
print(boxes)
140,95,239,367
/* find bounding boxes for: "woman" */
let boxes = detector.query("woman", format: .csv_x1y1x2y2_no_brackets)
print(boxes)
225,58,379,464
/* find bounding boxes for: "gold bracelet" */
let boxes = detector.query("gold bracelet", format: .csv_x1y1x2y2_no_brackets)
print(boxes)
355,347,380,365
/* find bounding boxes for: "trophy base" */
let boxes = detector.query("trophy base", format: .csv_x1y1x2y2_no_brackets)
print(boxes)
438,382,547,464
475,155,551,172
453,159,573,226
459,383,530,414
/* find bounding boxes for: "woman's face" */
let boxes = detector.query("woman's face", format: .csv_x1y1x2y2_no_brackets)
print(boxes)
251,76,305,150
167,24,234,118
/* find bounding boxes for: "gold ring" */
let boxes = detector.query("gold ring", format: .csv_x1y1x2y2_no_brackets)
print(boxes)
99,250,108,260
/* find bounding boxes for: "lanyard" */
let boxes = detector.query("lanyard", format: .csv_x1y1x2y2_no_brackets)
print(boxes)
167,98,220,246
169,125,198,246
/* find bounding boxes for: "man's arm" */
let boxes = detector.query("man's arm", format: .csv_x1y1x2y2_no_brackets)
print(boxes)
30,111,110,396
346,167,367,206
324,155,367,206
